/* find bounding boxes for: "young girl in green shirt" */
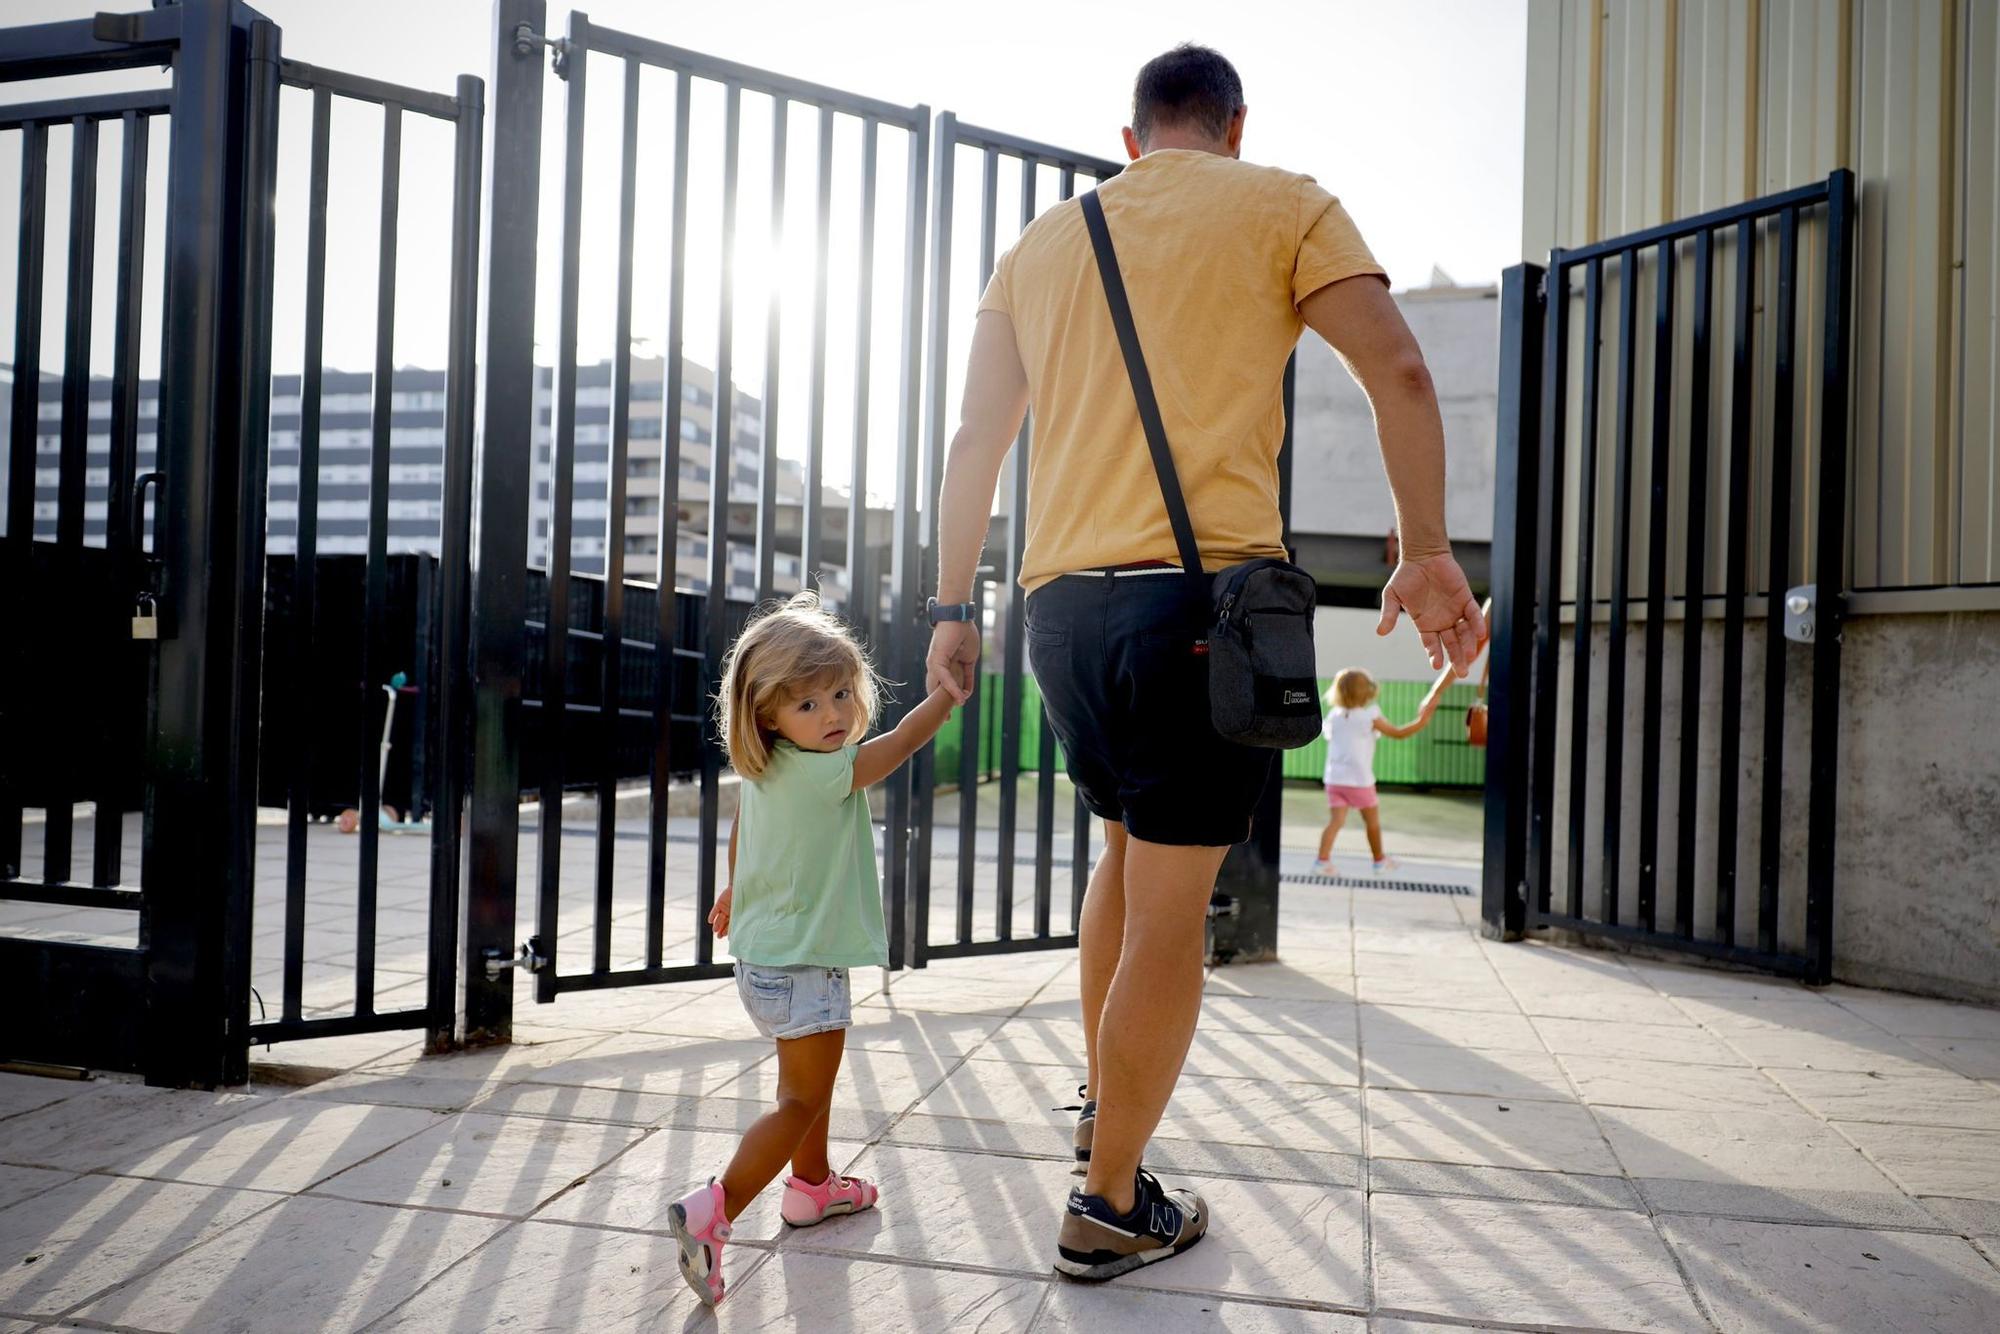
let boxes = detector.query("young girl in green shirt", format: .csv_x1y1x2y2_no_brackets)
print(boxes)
669,592,955,1307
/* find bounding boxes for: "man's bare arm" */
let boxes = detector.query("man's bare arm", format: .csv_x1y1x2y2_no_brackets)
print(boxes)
926,309,1030,700
1300,275,1484,674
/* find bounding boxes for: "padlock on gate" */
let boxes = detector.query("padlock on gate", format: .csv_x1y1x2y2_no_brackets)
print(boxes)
132,593,159,641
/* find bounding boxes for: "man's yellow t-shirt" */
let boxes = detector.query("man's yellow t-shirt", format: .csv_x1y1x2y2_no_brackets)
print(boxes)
978,148,1386,592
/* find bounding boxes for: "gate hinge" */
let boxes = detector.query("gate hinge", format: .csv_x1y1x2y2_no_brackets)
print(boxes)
512,23,573,78
1207,894,1239,920
484,938,547,980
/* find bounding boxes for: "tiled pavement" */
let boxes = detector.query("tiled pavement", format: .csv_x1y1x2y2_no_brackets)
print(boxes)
5,830,2000,1329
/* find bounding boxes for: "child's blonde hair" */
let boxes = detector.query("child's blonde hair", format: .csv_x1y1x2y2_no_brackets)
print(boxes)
1327,668,1378,711
717,592,880,780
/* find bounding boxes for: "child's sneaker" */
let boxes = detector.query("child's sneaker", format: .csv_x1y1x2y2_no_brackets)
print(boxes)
1054,1168,1208,1281
780,1171,880,1226
1311,858,1334,877
1371,856,1400,875
667,1178,731,1307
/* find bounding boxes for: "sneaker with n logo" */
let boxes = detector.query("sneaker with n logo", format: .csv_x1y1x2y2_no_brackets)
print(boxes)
1054,1169,1208,1282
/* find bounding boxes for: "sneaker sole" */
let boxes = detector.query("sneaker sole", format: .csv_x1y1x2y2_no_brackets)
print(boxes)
1053,1227,1206,1283
781,1199,863,1228
666,1202,723,1308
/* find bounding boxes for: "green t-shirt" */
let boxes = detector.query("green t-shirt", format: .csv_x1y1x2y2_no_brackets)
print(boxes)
729,742,888,969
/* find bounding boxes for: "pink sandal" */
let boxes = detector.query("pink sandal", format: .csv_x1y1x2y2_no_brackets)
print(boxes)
667,1178,732,1306
780,1171,881,1227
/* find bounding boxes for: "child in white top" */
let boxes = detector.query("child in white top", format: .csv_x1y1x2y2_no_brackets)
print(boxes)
1314,667,1447,874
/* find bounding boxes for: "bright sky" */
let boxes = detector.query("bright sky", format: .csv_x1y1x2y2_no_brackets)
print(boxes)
4,0,1525,495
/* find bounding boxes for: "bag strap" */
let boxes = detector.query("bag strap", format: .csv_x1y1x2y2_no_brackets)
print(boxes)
1079,189,1208,607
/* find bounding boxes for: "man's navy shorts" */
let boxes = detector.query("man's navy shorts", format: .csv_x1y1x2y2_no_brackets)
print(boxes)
1024,570,1277,847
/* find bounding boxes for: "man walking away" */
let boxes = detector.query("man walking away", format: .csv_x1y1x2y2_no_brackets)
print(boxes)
924,44,1484,1281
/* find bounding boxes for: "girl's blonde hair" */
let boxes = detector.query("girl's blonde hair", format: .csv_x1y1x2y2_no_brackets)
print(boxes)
1327,667,1378,711
717,591,880,780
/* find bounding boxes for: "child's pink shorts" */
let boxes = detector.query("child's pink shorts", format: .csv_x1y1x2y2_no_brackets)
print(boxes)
1325,783,1379,810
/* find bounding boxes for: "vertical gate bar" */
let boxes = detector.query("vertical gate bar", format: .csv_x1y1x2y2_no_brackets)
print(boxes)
1757,207,1799,957
956,576,983,943
356,105,404,1016
63,114,104,884
907,112,948,967
429,74,484,1048
845,119,877,639
1715,217,1756,944
1071,798,1089,931
98,110,149,890
46,115,99,887
1016,159,1055,940
804,105,833,593
985,150,1025,942
284,90,332,1023
756,97,786,600
888,109,934,970
1674,228,1714,940
1565,256,1603,922
1528,256,1569,916
543,35,590,989
222,17,283,1080
1804,170,1854,985
464,0,547,1043
1483,261,1543,939
1599,247,1639,927
1636,238,1675,932
647,70,692,971
595,56,640,978
699,83,743,966
55,118,97,555
1,121,46,879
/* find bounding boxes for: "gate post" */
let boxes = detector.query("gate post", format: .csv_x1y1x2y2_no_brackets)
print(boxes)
1480,263,1545,941
142,0,279,1088
460,0,546,1044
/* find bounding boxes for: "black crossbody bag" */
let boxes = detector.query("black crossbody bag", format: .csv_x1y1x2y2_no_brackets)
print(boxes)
1079,189,1322,750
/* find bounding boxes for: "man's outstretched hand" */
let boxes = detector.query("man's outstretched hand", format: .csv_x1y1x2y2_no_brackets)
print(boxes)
1378,551,1485,677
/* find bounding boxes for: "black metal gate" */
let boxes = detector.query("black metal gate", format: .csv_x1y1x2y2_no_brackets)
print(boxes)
902,116,1122,968
0,1,482,1082
8,1,1297,1077
1483,171,1855,983
2,3,278,1086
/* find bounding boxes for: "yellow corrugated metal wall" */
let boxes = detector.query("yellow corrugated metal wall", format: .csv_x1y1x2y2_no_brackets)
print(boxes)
1524,0,1999,592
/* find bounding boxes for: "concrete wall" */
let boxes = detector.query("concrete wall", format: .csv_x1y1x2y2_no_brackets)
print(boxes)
1291,284,1499,546
1546,608,2000,1000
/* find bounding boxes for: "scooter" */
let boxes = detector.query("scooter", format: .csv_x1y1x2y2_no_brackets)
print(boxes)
337,671,430,835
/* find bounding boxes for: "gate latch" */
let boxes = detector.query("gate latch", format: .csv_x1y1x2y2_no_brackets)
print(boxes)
484,939,547,980
1782,585,1817,643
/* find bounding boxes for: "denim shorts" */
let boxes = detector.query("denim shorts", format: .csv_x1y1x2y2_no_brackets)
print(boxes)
1026,569,1276,846
734,962,854,1040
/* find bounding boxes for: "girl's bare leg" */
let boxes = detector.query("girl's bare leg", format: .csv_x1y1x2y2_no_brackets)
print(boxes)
719,1027,844,1220
1317,807,1349,861
1361,806,1386,861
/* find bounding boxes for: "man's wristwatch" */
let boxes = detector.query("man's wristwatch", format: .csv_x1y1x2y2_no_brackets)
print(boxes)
925,597,977,626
